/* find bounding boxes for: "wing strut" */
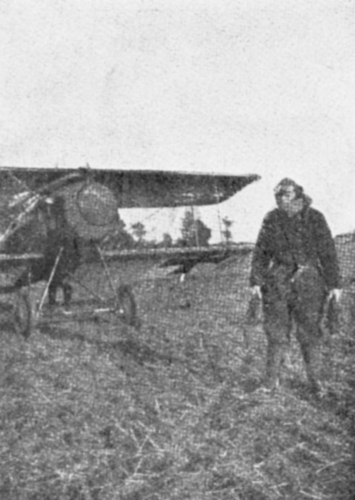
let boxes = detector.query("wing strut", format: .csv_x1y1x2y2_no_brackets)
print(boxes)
96,244,117,299
36,247,64,317
214,182,224,244
191,206,200,248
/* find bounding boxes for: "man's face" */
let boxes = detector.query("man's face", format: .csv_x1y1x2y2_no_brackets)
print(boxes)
276,186,297,210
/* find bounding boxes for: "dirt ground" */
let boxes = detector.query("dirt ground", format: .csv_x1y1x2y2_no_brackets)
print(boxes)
0,254,354,500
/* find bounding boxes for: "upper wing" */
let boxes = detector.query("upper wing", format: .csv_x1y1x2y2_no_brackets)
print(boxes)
0,167,260,208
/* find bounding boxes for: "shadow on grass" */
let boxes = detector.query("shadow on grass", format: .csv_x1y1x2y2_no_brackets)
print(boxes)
37,323,175,367
38,324,87,342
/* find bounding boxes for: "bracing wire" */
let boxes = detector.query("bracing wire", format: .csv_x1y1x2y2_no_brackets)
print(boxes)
214,182,224,244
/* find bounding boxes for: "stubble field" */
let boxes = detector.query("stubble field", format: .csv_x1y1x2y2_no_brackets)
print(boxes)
0,254,354,500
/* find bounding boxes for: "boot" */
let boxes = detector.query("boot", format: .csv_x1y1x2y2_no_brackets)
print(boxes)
265,343,284,391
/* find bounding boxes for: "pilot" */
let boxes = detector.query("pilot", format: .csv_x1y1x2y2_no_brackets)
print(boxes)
250,178,341,392
14,195,81,309
44,196,80,308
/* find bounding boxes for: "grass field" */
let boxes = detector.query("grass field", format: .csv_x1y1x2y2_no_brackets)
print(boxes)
0,255,354,500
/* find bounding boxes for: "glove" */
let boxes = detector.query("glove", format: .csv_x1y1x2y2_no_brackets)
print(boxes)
328,288,342,302
251,285,262,300
323,290,341,335
246,291,261,325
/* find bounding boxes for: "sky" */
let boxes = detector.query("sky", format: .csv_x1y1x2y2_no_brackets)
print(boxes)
1,0,355,243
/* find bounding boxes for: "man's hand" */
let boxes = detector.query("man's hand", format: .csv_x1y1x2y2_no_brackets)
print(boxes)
328,288,342,302
251,285,262,300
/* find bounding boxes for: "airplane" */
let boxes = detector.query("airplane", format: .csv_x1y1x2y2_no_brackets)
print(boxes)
0,166,260,338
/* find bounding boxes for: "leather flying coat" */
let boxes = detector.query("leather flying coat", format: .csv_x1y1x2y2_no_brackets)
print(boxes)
250,205,340,290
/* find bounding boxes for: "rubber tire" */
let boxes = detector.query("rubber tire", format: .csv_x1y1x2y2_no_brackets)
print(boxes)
13,292,32,339
0,292,31,339
116,285,138,327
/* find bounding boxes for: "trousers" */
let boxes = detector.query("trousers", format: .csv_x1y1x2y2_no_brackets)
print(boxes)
261,264,327,389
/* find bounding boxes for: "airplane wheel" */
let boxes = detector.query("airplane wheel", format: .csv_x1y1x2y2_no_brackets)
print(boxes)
116,285,138,327
13,292,32,339
0,292,31,339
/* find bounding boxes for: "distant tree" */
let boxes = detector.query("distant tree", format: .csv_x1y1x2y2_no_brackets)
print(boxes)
161,232,173,248
131,222,147,246
180,210,195,244
143,239,159,249
195,219,212,246
222,217,233,245
178,209,212,247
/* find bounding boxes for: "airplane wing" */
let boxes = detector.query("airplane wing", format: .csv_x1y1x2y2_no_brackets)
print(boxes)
100,243,253,262
97,243,255,276
0,168,259,280
0,167,260,208
0,244,252,296
0,252,43,271
0,244,253,267
0,242,252,283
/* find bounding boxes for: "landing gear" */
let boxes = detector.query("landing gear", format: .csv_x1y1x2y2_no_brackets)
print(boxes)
13,292,32,338
0,246,140,339
116,285,138,327
34,281,139,330
0,291,31,339
33,273,139,331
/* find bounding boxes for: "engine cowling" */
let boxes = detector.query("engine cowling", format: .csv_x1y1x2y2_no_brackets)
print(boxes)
59,181,119,241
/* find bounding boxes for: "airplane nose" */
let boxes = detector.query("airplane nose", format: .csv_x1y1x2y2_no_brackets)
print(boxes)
76,182,119,227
